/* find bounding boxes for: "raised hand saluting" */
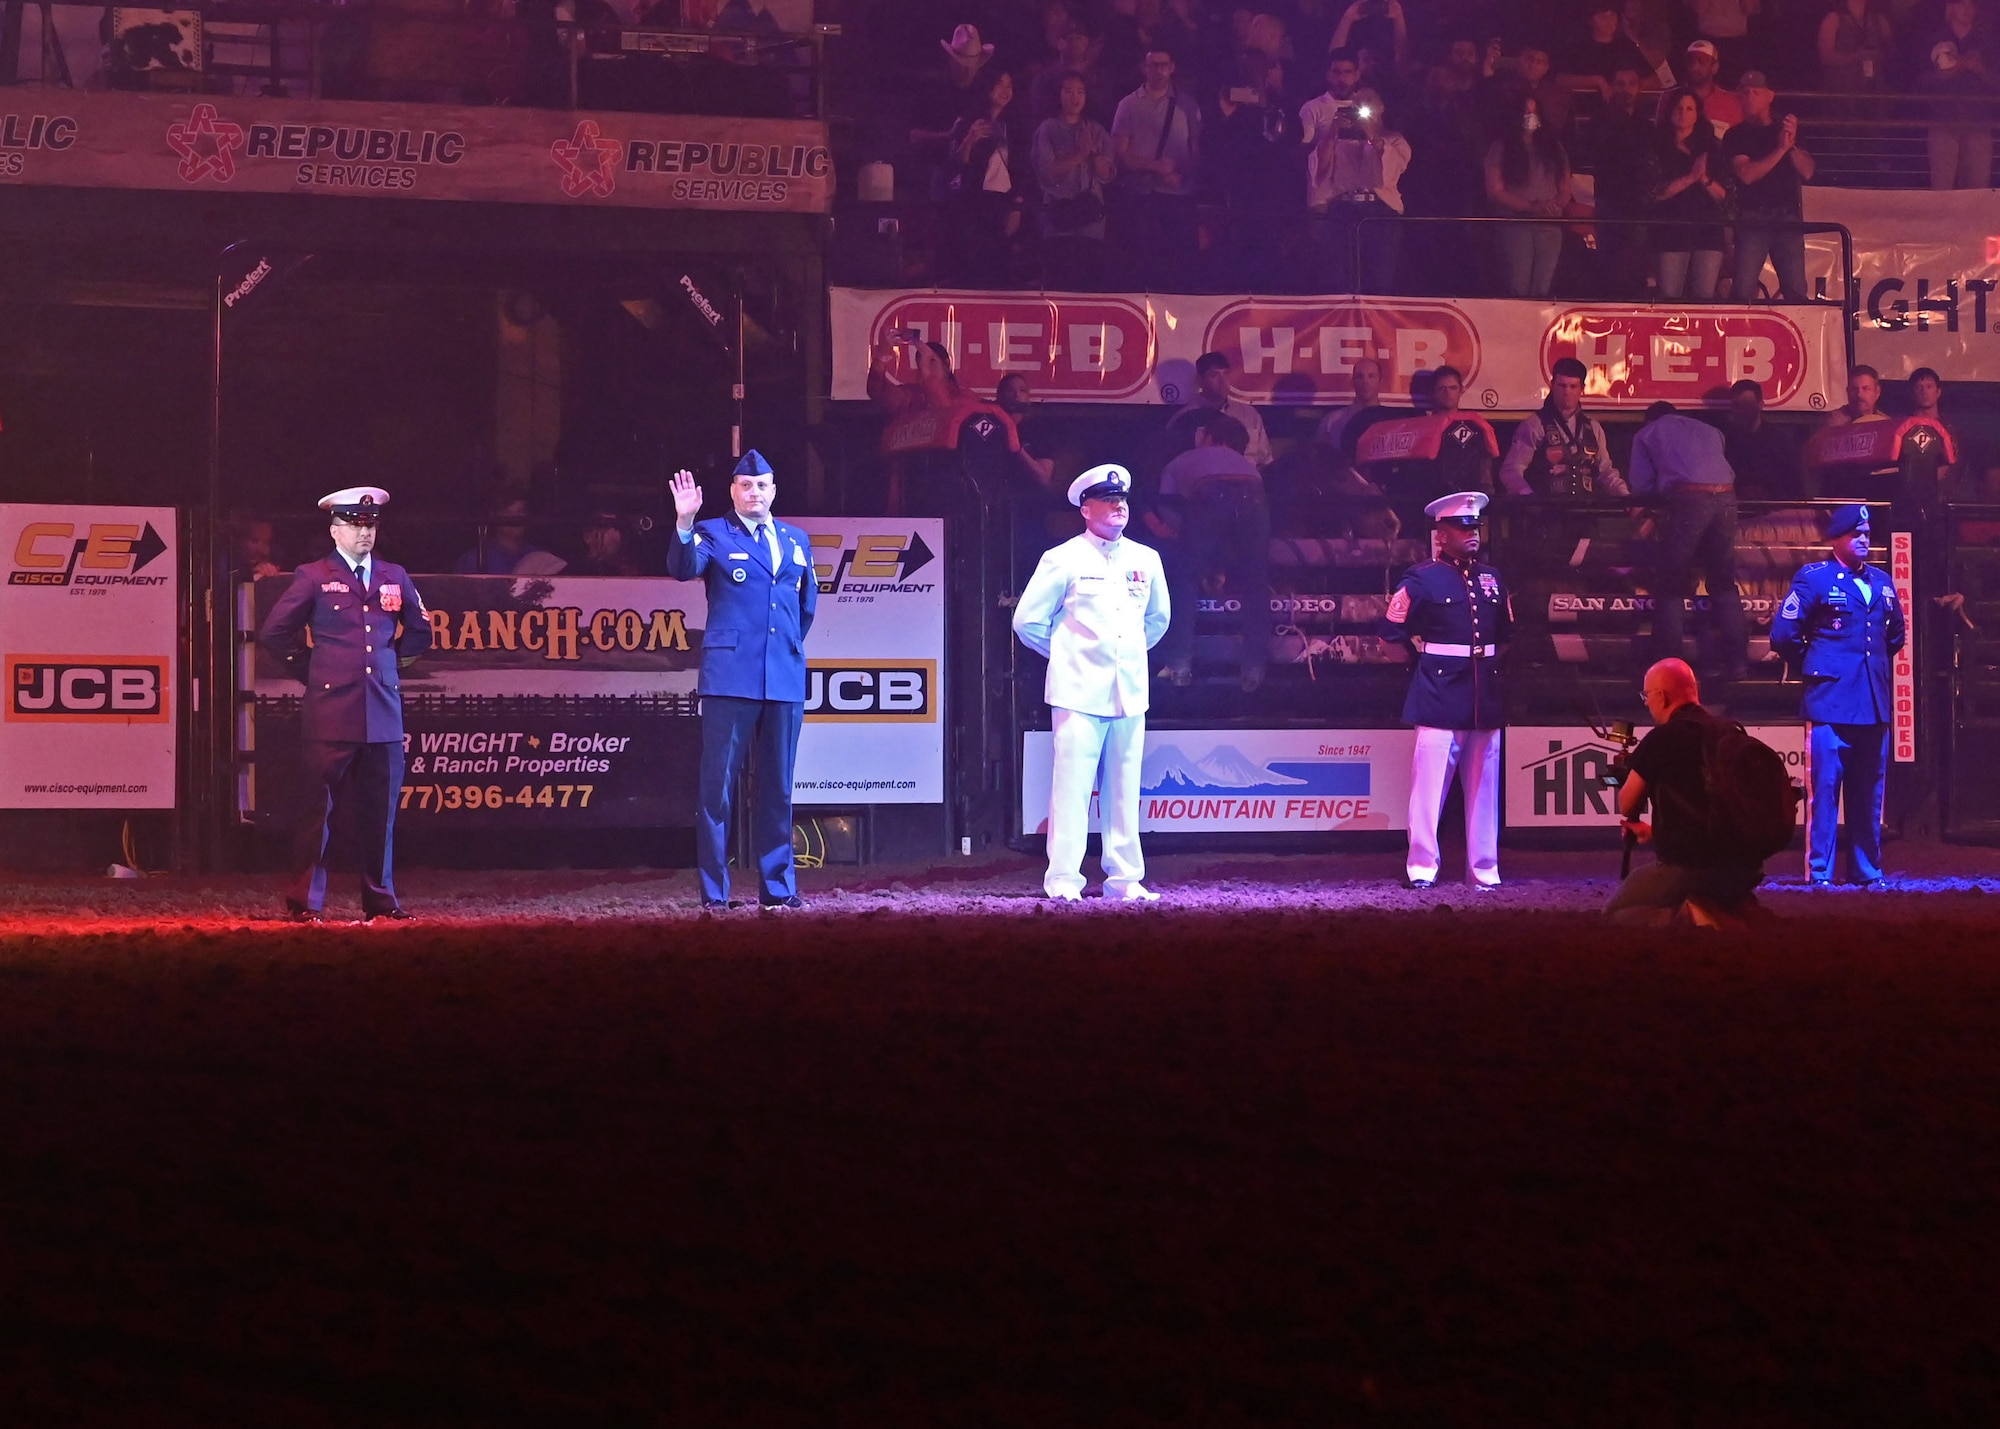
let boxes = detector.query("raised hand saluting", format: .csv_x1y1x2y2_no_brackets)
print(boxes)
671,468,702,528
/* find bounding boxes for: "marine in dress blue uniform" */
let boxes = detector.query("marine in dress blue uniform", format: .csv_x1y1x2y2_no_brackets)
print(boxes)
1380,491,1513,888
1768,503,1906,885
258,487,432,922
666,451,819,908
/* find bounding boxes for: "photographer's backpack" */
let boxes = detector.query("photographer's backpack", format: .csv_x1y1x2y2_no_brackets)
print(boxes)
1703,719,1802,864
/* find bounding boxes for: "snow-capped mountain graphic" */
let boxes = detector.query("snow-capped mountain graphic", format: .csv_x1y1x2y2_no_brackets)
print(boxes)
1142,744,1311,792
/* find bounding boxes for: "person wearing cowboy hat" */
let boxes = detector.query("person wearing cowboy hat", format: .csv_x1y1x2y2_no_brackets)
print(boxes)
1768,503,1905,886
1379,490,1513,890
911,24,997,159
1013,464,1170,902
258,486,432,923
667,451,819,910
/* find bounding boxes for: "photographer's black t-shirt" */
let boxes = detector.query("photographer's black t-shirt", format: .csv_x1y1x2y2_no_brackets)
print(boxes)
1628,703,1737,869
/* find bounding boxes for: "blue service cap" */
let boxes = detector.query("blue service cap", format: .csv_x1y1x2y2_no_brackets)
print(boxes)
1826,503,1871,539
733,449,774,478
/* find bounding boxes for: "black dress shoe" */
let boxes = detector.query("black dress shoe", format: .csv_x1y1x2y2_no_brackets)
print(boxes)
364,907,414,923
760,895,807,910
701,898,740,911
1406,878,1434,891
289,907,326,925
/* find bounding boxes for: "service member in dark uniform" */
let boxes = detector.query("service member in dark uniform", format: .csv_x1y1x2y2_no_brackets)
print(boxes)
1768,503,1906,886
1380,490,1513,889
667,451,819,910
258,486,431,923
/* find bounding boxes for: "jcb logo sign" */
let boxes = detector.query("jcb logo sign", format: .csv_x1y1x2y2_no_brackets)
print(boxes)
6,657,170,722
804,661,935,722
9,521,171,587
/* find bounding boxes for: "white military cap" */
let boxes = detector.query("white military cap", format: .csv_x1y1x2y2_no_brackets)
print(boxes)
1067,464,1132,508
318,486,391,522
1424,490,1490,525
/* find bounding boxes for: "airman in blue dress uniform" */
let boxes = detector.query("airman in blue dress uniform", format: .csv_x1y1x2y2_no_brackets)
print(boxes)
258,486,432,923
1768,503,1905,885
1380,491,1513,889
667,451,819,909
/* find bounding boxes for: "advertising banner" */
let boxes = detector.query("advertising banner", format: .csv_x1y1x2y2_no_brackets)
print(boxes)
1891,531,1916,763
1020,728,1415,835
244,519,943,828
1804,186,2000,382
0,505,178,809
0,90,831,214
1503,725,1808,830
832,288,1846,412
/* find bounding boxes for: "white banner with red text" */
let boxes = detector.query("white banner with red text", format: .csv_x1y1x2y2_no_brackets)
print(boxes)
0,505,178,809
0,89,831,214
833,288,1846,411
1805,187,2000,384
1020,728,1415,835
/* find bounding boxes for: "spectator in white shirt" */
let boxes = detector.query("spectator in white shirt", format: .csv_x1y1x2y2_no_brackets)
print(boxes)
1300,48,1410,293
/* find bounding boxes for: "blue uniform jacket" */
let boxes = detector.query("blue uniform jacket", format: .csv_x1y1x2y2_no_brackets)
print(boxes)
1379,557,1512,729
1768,558,1906,724
259,554,432,744
666,513,819,702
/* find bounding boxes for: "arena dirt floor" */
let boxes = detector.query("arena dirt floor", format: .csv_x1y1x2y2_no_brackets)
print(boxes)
4,843,1999,1426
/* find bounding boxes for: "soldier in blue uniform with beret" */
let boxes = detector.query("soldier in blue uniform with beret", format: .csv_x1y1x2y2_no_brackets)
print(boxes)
667,451,819,910
1380,491,1513,889
1769,503,1905,886
258,487,432,923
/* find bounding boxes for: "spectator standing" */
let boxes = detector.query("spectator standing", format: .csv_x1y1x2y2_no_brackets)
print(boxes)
945,68,1027,287
1605,660,1769,926
1208,46,1301,295
1029,17,1110,125
1591,67,1656,296
1154,411,1272,691
912,25,996,187
1500,357,1630,495
1659,40,1743,138
1033,73,1116,290
1331,0,1408,71
1819,0,1894,92
1484,94,1572,298
1723,73,1815,303
1629,401,1749,679
455,497,565,575
1112,47,1203,292
1648,92,1729,300
1920,0,1994,191
1724,378,1807,497
1401,48,1490,293
1621,0,1680,87
1687,0,1762,82
1557,1,1653,109
1169,351,1275,469
1301,49,1410,293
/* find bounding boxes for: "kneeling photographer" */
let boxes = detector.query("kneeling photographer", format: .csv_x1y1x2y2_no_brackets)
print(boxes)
1604,658,1793,927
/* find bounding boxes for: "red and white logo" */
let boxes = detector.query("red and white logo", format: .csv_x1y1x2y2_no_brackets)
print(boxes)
1200,299,1482,403
1539,308,1809,406
166,104,246,184
869,293,1154,400
551,121,622,199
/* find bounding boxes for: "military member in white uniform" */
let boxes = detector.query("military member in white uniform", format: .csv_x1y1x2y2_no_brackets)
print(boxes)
1013,465,1172,902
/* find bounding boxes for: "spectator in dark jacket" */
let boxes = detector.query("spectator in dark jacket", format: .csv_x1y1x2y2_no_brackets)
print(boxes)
945,67,1027,286
1647,91,1728,300
1920,0,1995,189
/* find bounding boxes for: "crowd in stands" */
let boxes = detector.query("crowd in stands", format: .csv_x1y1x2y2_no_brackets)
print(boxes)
848,0,1998,294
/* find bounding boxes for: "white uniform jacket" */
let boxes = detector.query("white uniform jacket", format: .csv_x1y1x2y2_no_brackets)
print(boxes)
1012,531,1170,717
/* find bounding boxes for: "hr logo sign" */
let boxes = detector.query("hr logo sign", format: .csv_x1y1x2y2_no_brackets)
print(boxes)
7,657,170,722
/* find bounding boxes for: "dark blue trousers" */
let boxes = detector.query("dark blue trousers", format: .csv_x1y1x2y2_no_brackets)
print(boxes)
696,695,803,903
289,739,403,913
1808,721,1889,883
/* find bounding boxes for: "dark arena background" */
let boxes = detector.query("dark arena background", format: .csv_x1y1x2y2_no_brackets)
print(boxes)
4,0,2000,1422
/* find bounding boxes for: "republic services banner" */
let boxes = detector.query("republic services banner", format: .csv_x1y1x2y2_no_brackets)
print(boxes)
0,89,831,214
1804,186,2000,382
244,518,942,829
1021,728,1415,835
0,504,178,809
832,288,1847,412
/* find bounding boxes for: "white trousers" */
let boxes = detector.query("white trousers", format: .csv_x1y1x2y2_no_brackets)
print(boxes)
1046,705,1147,898
1406,725,1501,886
